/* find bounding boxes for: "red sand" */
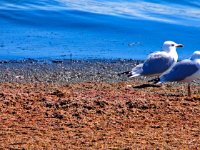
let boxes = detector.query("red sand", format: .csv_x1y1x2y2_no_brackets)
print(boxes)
0,80,199,149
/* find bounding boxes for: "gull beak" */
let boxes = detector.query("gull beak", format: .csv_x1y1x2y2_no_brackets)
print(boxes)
176,44,184,48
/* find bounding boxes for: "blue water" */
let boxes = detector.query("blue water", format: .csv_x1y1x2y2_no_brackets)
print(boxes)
0,0,200,60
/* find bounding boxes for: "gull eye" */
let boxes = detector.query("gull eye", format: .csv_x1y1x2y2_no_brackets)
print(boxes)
171,44,175,46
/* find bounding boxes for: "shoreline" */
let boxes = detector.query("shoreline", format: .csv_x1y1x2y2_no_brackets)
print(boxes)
0,58,144,84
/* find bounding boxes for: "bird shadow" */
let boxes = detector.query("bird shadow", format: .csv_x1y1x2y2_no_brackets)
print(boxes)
133,83,161,89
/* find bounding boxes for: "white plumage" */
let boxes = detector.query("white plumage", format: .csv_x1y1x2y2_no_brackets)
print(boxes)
158,51,200,96
130,41,183,77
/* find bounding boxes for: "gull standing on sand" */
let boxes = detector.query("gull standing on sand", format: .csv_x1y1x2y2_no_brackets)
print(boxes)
153,51,200,96
126,41,183,77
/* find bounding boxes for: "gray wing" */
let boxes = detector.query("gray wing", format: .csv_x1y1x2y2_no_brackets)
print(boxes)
142,53,174,75
160,60,199,82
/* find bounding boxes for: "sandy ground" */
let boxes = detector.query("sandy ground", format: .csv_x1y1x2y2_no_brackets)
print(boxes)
0,59,199,149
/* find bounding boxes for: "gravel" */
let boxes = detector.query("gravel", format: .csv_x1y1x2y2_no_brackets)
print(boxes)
0,59,143,83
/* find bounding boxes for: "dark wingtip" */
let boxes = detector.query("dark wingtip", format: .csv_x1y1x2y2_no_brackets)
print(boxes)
118,71,132,76
148,78,160,84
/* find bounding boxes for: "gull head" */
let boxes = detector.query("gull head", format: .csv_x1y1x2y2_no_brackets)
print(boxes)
190,51,200,60
162,41,183,52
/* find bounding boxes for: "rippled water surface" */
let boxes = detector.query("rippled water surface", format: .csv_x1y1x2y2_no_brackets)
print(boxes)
0,0,200,60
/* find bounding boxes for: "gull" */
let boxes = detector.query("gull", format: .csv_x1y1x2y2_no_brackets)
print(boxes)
153,51,200,97
122,41,183,77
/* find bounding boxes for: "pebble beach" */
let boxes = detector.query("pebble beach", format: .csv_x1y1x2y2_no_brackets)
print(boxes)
0,59,199,149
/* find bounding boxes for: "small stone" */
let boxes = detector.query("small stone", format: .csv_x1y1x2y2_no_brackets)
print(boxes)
126,85,132,88
151,125,161,128
52,112,64,119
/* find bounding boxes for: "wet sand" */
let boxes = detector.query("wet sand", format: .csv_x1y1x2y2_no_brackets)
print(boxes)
0,59,199,149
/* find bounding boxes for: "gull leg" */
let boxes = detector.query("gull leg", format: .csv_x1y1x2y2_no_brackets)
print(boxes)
188,83,191,97
182,85,185,96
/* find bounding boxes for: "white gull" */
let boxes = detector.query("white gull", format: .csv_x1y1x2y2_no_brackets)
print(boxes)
156,51,200,96
130,41,183,77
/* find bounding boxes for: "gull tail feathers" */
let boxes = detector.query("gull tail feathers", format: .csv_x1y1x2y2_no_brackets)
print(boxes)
129,64,143,78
